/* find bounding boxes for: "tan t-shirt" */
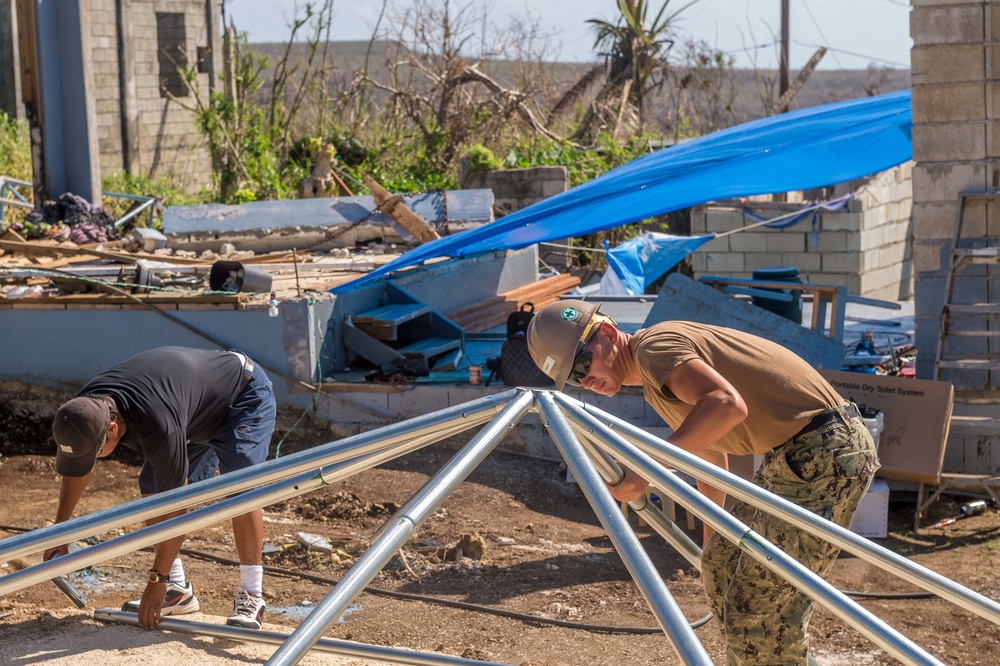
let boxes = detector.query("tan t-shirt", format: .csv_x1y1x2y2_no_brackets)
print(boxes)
631,321,844,455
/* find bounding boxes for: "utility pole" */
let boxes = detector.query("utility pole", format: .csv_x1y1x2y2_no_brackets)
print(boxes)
779,0,790,99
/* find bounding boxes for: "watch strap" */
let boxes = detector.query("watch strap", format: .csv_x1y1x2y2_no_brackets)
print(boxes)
147,569,169,584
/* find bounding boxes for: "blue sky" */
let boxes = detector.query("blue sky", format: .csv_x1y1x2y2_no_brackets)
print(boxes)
224,0,912,70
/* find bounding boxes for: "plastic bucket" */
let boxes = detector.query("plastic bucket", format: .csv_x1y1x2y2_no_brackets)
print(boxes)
751,266,803,324
209,260,273,293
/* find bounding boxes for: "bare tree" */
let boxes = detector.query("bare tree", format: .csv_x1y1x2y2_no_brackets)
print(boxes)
360,0,568,171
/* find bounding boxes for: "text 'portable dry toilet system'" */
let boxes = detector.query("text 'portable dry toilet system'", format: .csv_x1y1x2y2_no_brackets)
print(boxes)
209,260,273,294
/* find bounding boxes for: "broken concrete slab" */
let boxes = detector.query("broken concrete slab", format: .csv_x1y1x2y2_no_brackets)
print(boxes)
645,273,845,369
162,190,494,254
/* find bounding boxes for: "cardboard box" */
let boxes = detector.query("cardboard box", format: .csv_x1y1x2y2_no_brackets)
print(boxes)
819,370,954,485
849,478,890,538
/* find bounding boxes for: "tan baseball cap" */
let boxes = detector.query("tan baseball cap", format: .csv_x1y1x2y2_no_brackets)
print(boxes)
526,300,603,390
52,396,112,477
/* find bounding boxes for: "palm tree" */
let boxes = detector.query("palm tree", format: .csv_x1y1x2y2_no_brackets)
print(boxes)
550,0,698,142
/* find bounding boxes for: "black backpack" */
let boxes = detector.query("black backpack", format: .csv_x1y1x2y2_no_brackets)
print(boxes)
490,303,554,388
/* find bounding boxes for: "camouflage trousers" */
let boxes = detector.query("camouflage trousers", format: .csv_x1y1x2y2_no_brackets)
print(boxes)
701,404,879,665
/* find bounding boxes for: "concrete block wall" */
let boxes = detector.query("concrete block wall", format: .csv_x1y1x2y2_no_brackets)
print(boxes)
689,163,914,301
911,1,1000,387
461,166,569,216
88,0,214,189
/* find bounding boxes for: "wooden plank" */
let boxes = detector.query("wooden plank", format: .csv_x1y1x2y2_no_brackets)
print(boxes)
363,173,441,245
39,292,245,305
0,239,207,265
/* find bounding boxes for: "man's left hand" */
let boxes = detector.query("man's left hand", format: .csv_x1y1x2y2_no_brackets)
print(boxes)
607,465,649,503
138,582,166,629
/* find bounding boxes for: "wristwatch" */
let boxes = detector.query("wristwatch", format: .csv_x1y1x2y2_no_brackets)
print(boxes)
147,569,169,584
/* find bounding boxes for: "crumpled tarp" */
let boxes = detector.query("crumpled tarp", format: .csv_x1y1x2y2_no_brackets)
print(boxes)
333,90,912,294
602,232,714,295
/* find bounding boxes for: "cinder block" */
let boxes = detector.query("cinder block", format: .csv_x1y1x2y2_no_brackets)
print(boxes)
985,121,1000,160
726,232,765,252
810,273,855,292
819,211,859,232
910,5,985,46
879,241,909,267
704,210,747,233
912,162,986,204
690,210,710,234
702,252,745,273
821,252,860,273
915,276,947,316
765,233,805,253
742,253,785,272
912,123,987,162
860,227,886,252
912,83,987,123
779,252,821,272
911,44,985,85
913,202,960,240
913,240,948,274
815,230,860,252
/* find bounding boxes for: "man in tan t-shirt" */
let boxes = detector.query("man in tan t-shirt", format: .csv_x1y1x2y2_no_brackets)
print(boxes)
527,299,879,666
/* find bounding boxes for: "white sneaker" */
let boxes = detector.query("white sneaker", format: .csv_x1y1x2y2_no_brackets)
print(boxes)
121,581,200,615
226,589,265,630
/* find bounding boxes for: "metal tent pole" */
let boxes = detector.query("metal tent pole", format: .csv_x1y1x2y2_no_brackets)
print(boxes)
558,397,943,666
0,405,497,596
567,421,703,570
265,391,536,666
554,393,1000,627
95,610,515,665
0,390,515,563
534,393,712,666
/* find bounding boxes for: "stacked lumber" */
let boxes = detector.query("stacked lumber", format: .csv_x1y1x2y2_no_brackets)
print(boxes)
446,273,580,332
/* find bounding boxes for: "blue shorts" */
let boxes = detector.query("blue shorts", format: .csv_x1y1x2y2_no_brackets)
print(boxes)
138,360,276,495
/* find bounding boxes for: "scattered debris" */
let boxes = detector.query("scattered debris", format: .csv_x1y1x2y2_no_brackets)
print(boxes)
444,532,487,562
295,532,333,554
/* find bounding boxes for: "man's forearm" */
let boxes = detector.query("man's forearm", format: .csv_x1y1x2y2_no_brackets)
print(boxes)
144,509,187,575
55,474,92,522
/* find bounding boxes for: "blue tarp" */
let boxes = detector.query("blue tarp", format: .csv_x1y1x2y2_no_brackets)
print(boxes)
333,90,912,294
603,233,714,295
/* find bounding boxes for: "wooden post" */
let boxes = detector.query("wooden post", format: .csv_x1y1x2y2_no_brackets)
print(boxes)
13,0,43,203
0,0,24,120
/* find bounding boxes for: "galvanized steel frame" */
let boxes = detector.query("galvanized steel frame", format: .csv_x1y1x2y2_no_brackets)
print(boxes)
3,388,998,666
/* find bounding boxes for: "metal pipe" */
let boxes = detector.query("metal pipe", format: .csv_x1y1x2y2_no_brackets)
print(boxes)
112,196,155,228
266,391,536,666
535,393,712,666
554,393,1000,627
568,422,703,570
561,399,943,666
95,610,515,666
0,415,484,596
0,390,515,563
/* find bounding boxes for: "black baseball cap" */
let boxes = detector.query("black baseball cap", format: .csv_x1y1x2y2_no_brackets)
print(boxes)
52,396,113,477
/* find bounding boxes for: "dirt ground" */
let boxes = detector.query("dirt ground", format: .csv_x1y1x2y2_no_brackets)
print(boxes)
2,393,1000,665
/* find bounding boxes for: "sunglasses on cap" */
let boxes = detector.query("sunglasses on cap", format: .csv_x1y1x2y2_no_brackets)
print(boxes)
565,314,617,386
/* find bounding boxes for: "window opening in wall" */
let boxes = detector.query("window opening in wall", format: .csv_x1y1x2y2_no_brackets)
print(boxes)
156,12,188,98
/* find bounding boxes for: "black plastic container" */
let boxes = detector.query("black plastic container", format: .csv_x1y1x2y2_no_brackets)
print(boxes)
751,266,803,324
